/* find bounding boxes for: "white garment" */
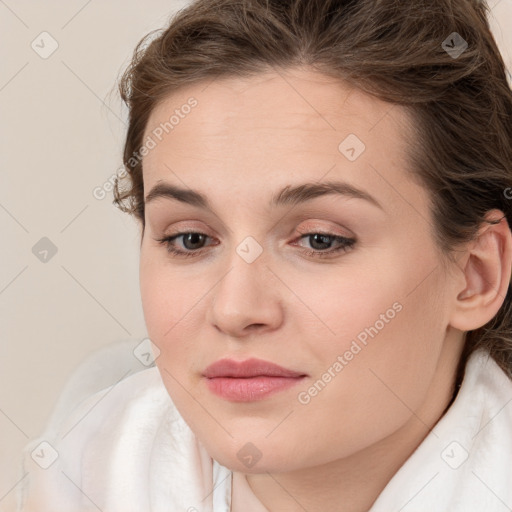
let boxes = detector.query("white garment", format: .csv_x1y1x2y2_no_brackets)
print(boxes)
16,349,512,511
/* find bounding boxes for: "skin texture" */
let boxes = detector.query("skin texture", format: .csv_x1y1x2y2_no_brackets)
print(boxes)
138,67,512,512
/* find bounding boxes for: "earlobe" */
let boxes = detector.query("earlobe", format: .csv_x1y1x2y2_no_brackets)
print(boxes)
449,210,512,332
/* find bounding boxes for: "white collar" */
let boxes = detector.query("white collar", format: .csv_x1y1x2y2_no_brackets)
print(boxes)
18,349,512,512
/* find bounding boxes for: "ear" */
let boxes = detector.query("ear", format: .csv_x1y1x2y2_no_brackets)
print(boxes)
449,209,512,332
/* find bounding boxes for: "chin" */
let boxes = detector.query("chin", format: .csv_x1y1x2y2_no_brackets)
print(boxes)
201,434,304,474
213,452,291,474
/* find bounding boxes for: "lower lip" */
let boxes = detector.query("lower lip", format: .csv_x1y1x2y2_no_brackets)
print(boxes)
204,376,306,402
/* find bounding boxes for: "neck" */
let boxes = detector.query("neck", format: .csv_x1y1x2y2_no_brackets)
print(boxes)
245,333,465,512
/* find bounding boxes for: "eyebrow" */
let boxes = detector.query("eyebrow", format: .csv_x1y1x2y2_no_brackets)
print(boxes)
144,180,383,211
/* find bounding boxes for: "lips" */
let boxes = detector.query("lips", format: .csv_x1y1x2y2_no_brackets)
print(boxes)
202,358,307,402
202,357,306,379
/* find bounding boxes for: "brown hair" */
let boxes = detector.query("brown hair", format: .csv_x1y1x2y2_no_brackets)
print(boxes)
113,0,512,379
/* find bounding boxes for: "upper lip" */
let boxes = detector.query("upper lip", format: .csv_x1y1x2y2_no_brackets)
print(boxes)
203,358,306,378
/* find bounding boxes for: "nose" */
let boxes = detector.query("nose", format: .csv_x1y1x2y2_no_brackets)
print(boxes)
207,252,284,339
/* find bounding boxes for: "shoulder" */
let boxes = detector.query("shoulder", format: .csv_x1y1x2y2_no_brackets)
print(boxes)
48,365,177,452
16,367,199,511
461,348,512,427
472,349,512,397
56,365,175,438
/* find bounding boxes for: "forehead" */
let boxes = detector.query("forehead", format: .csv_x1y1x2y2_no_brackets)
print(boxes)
141,67,423,217
144,67,411,143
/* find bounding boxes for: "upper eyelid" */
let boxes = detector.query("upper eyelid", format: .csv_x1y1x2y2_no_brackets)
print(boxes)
161,218,353,237
145,195,380,238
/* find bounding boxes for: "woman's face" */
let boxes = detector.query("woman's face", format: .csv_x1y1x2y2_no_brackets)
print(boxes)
139,68,462,472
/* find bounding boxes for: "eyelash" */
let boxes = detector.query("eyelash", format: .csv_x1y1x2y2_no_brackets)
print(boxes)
155,230,356,259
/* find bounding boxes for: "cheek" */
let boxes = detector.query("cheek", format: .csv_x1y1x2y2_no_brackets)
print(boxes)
287,252,404,355
139,262,168,338
140,251,196,334
137,238,450,467
296,256,447,444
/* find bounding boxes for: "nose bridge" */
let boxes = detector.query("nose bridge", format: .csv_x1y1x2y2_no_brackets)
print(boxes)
215,235,269,306
208,235,283,335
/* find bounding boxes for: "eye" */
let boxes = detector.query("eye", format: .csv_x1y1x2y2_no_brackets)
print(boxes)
292,231,356,259
156,232,213,258
155,230,356,259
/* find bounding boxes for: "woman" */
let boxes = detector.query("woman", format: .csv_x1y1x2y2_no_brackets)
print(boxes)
18,0,512,510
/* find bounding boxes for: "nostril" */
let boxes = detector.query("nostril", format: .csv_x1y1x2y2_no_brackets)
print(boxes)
247,323,265,330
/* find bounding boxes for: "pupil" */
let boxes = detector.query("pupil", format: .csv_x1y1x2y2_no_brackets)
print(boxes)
185,233,204,250
311,234,331,250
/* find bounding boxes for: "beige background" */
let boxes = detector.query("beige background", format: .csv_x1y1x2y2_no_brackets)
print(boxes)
1,0,511,509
